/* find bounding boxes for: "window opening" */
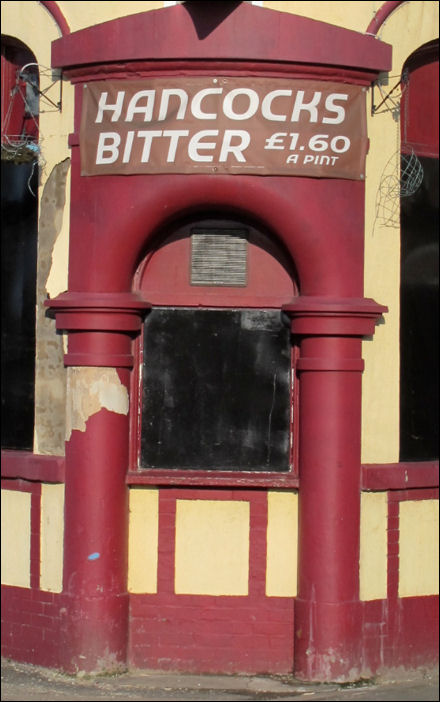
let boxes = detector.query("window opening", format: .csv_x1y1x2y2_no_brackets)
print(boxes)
399,41,439,461
140,308,292,472
1,37,39,450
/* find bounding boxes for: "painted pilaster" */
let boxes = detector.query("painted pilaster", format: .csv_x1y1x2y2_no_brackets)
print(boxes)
283,296,387,682
46,291,150,673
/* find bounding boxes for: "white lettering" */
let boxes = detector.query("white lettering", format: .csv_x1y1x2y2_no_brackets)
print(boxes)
163,129,189,162
265,132,287,150
158,89,189,121
95,91,125,123
219,130,250,162
261,90,292,121
191,88,223,120
188,130,219,161
137,130,162,162
122,131,135,163
330,135,350,153
286,154,299,164
322,94,348,124
291,91,321,123
125,90,155,122
289,133,299,149
303,154,339,165
96,132,121,163
309,134,329,152
223,89,259,120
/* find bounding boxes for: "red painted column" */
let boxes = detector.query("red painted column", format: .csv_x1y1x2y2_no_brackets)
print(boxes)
283,297,387,682
46,292,150,673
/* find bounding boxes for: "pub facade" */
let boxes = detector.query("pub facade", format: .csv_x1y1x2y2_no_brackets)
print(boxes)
1,0,438,681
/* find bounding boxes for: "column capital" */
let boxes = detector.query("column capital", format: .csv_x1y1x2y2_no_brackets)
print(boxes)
282,296,387,337
45,291,151,367
45,291,151,329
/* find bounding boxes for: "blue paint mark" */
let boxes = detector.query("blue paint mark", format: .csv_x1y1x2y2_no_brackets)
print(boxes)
88,552,100,561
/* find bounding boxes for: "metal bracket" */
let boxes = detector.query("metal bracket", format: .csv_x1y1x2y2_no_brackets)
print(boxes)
371,70,408,116
19,63,63,114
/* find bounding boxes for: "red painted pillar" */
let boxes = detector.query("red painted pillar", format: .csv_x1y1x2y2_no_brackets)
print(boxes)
283,296,387,682
46,292,150,673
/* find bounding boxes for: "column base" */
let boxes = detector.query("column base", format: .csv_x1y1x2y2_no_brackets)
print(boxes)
294,598,363,682
59,592,129,674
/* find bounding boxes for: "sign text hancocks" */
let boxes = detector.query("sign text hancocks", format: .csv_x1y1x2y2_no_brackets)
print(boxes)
79,77,368,179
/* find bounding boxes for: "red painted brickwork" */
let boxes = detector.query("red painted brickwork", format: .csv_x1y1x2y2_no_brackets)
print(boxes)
2,477,438,674
129,594,294,674
128,488,295,674
1,479,68,669
1,586,67,669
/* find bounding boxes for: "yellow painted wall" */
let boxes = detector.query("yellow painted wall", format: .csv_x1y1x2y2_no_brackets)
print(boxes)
359,491,388,601
1,490,32,588
266,491,298,597
175,500,250,596
264,1,379,33
56,1,163,33
399,499,439,597
128,488,159,593
40,483,65,592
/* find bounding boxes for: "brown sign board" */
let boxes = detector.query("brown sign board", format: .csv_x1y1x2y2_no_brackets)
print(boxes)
80,77,368,179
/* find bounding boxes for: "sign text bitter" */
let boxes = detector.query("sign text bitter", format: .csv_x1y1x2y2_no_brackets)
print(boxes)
80,77,368,179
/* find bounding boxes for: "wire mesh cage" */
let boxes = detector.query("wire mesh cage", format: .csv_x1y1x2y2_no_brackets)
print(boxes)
375,148,424,228
400,150,424,198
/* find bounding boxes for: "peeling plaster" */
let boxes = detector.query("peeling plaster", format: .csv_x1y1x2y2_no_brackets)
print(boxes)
46,165,71,299
66,368,129,441
35,159,70,455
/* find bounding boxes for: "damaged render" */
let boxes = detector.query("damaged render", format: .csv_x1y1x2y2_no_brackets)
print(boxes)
65,367,129,441
34,158,70,455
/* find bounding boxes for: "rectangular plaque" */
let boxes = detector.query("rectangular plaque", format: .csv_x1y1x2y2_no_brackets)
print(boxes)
80,76,367,179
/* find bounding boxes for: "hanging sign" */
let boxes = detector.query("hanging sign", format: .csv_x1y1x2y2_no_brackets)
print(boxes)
79,77,368,179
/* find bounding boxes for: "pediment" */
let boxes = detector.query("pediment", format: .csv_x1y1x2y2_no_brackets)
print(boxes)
52,1,391,74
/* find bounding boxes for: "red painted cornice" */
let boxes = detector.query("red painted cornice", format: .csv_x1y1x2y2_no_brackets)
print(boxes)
362,462,439,490
51,2,391,75
282,296,388,337
1,450,65,483
45,291,151,368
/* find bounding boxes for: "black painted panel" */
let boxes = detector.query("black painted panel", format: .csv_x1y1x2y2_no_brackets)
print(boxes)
140,309,291,471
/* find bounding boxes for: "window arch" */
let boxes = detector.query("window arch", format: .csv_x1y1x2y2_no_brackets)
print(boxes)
399,40,439,461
